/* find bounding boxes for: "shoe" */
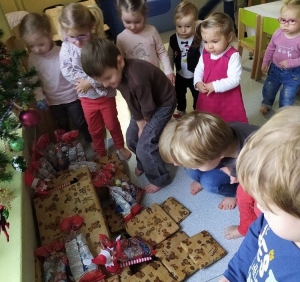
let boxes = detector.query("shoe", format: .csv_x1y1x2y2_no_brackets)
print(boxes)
173,110,186,118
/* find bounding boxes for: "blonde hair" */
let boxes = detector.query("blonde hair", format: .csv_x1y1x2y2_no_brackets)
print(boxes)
195,12,235,44
159,119,180,163
117,0,147,17
170,111,233,168
19,13,52,40
59,3,104,38
237,106,300,218
281,0,300,13
174,1,198,22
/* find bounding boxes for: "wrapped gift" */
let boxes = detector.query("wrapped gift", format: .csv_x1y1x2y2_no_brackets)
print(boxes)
160,197,190,224
180,230,227,269
33,168,110,256
123,261,176,282
125,203,179,247
155,231,198,281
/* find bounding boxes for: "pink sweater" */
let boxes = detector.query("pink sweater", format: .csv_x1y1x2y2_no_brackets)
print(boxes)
29,45,78,106
263,29,300,69
116,24,173,75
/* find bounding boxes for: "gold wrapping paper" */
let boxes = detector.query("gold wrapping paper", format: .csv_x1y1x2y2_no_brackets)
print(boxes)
125,203,180,246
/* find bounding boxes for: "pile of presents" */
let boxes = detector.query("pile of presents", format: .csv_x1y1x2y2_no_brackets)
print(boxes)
29,130,227,282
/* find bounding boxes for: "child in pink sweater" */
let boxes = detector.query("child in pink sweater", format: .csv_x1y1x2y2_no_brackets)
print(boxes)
260,0,300,114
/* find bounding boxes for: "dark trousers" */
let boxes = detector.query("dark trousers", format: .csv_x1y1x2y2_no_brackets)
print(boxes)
198,0,236,26
175,73,199,111
126,106,175,188
49,100,92,143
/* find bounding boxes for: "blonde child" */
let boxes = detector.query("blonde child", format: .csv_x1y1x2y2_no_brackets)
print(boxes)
260,0,300,114
168,1,201,118
80,37,176,193
19,13,92,145
159,111,258,210
194,12,248,123
116,0,175,84
220,106,300,282
59,3,131,159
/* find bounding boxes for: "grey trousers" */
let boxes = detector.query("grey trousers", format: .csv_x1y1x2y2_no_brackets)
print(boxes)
126,106,175,188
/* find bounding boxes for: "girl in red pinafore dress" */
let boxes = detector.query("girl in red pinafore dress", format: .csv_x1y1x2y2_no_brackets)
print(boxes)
194,12,248,123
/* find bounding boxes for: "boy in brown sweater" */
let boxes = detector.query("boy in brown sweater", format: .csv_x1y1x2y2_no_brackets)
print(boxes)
81,37,176,193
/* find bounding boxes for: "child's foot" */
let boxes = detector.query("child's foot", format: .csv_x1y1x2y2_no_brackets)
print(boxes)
190,181,203,195
225,225,243,240
218,197,237,210
173,110,186,119
135,167,144,176
118,148,132,160
145,183,161,193
259,106,269,114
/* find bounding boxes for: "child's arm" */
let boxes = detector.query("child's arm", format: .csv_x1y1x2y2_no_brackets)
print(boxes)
59,42,99,91
262,29,279,71
221,214,264,281
209,52,241,93
153,28,175,84
194,56,207,93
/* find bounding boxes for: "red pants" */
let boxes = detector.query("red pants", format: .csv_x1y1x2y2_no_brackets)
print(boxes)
80,97,125,155
237,184,261,236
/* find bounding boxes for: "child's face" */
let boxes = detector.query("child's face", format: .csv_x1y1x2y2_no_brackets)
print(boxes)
194,157,221,171
258,202,300,247
279,7,300,37
96,55,124,89
201,27,233,55
175,14,196,39
65,27,91,48
121,9,145,34
26,32,53,55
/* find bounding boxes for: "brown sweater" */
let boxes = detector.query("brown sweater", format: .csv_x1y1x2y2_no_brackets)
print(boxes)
117,59,176,121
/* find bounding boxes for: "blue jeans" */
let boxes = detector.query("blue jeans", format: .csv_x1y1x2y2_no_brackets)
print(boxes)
261,63,300,109
126,106,175,188
186,165,237,197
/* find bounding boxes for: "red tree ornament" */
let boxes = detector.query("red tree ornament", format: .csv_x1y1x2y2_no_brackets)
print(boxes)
19,109,41,127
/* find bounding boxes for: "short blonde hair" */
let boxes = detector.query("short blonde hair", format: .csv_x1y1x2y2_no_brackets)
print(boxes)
171,111,233,168
237,106,300,218
281,0,300,13
59,3,104,38
195,12,235,44
20,13,52,40
159,118,179,163
174,1,198,22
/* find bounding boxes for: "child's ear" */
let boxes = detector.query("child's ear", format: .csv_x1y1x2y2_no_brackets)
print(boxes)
117,55,125,68
227,31,234,43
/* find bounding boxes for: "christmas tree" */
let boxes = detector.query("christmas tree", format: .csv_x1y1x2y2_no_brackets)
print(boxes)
0,29,41,181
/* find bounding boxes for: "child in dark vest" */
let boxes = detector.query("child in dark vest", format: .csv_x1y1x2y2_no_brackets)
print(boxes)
168,1,201,118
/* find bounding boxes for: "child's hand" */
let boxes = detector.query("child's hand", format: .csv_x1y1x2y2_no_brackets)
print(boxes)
220,167,238,184
136,119,147,139
261,65,269,73
166,73,175,85
279,60,288,68
75,79,92,94
196,82,207,93
219,276,229,282
204,82,215,96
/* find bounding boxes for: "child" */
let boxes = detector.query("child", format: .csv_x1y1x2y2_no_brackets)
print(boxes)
19,13,92,145
220,106,300,282
259,0,300,114
80,37,177,193
159,111,258,210
116,0,175,84
194,12,248,123
59,3,131,159
168,1,201,118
